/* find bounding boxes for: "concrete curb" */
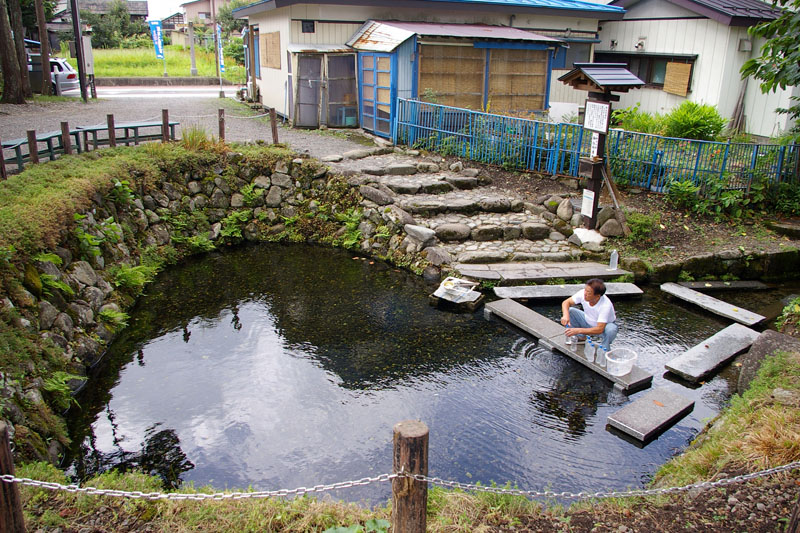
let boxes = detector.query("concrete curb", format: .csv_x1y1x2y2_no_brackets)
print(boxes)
94,77,238,86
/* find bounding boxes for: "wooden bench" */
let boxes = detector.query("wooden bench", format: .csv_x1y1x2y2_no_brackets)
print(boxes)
2,129,83,170
74,120,179,150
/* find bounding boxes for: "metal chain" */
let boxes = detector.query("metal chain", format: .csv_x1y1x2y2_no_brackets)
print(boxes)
2,461,797,502
0,473,397,501
403,460,800,500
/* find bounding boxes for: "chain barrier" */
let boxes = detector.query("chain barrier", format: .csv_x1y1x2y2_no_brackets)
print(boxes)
0,473,397,501
2,461,798,503
171,113,271,120
403,460,800,500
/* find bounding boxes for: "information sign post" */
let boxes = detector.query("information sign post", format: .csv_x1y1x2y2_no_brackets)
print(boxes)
579,99,611,229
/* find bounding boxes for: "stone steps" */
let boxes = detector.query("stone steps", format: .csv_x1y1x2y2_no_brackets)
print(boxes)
414,211,564,245
439,240,578,264
395,189,527,216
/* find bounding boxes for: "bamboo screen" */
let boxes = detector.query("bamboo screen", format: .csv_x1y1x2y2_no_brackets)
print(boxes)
260,31,281,69
663,62,692,96
487,48,547,112
419,44,484,110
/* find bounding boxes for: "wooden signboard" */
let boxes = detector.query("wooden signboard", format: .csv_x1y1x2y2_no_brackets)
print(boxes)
584,100,611,134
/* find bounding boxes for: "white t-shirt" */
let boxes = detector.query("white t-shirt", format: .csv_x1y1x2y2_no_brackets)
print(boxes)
572,290,616,326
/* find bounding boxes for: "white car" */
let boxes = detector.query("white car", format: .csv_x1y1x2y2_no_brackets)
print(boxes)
28,56,80,95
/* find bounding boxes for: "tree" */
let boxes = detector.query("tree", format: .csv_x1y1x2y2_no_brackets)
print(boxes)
217,0,249,35
82,0,147,49
35,0,51,95
9,0,32,97
0,0,26,103
741,0,800,141
20,0,55,31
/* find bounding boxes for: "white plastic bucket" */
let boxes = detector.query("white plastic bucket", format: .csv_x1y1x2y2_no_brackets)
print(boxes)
605,348,637,376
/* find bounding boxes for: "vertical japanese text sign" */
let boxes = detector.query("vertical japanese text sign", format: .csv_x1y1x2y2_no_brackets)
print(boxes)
149,21,164,60
217,24,225,73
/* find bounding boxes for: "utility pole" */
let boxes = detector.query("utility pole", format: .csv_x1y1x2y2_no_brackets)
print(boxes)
69,0,88,102
188,21,197,75
211,0,219,77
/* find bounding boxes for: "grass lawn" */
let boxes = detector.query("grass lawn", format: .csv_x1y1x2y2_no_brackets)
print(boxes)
64,45,245,83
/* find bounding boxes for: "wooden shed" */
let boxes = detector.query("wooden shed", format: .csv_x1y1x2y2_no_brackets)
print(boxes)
346,20,564,137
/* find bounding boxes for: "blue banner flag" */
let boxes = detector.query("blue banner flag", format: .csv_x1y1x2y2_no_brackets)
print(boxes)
216,24,225,73
149,21,164,60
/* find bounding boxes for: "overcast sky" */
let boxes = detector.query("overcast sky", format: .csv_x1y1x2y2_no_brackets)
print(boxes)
147,0,185,21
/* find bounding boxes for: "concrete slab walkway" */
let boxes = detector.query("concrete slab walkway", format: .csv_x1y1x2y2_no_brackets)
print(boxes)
661,282,766,326
678,280,768,291
456,262,630,284
607,388,695,442
665,323,760,383
494,282,643,300
484,298,652,392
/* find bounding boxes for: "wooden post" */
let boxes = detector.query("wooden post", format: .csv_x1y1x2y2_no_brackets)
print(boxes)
161,109,169,143
218,108,225,141
788,494,800,533
269,108,279,144
0,136,7,181
107,114,116,148
392,420,428,533
60,122,72,155
26,131,38,164
0,422,26,533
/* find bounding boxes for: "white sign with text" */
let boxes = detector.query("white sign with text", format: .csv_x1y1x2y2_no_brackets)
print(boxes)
582,189,595,218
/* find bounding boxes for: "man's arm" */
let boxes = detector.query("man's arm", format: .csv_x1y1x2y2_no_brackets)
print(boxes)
567,322,606,337
560,297,575,325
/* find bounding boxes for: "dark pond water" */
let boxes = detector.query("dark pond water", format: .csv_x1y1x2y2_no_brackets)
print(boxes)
66,244,798,503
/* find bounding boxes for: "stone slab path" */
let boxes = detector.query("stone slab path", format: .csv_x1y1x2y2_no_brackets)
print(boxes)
665,323,761,383
494,283,643,300
607,388,695,442
677,280,768,291
484,298,653,392
456,262,631,284
661,282,766,326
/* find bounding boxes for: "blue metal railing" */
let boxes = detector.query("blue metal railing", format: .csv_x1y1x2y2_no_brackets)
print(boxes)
394,98,800,191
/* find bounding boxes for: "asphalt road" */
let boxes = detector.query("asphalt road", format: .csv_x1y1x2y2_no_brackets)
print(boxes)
0,86,370,161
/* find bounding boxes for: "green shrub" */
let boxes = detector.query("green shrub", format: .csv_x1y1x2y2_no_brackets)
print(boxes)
667,178,701,210
98,309,130,331
187,233,216,252
611,103,665,134
663,101,726,141
625,211,660,245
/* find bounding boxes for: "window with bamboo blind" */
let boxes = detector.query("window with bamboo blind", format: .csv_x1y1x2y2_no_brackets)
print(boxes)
418,44,484,110
487,48,547,112
260,31,281,69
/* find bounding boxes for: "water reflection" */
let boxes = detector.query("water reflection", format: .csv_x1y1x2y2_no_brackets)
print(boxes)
64,244,800,502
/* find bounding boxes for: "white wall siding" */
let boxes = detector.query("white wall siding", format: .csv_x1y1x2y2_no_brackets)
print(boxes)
597,18,733,111
622,0,698,20
252,12,292,117
290,20,363,44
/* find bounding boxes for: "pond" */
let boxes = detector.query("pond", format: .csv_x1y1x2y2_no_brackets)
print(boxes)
65,244,796,503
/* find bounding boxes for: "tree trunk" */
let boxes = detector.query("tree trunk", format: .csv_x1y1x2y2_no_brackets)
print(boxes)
0,0,25,103
34,0,50,95
8,0,31,97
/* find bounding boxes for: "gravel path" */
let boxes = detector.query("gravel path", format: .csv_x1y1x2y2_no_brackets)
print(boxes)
0,88,372,163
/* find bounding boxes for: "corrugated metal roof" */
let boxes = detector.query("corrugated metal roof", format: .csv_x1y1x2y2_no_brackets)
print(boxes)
235,0,624,18
558,63,644,89
347,20,563,52
611,0,781,25
287,44,354,53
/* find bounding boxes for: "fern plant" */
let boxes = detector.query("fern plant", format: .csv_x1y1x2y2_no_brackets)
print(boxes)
98,309,130,331
110,263,158,294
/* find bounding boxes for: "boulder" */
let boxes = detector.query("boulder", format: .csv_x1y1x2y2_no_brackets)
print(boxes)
321,155,343,162
53,312,74,340
600,219,624,237
521,223,550,240
230,193,245,208
503,226,521,240
70,261,98,287
404,224,436,247
461,168,480,178
265,186,283,207
210,188,230,209
68,302,94,326
385,163,417,176
557,198,573,221
471,225,503,241
435,223,471,241
271,172,293,188
738,331,800,393
449,161,463,172
252,176,271,189
596,206,616,229
344,148,374,160
360,185,394,206
545,195,562,214
416,162,440,173
39,301,59,330
478,197,511,212
423,247,453,266
81,286,105,311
